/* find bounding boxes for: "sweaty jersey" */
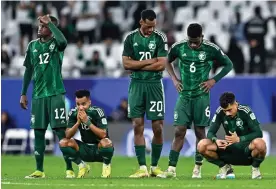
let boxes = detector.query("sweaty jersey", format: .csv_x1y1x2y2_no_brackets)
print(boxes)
23,38,66,99
208,104,262,143
122,29,168,80
67,106,108,144
168,39,232,98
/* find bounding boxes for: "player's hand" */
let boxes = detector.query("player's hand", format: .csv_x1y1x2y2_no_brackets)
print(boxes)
216,139,228,150
38,14,51,25
146,58,158,64
199,79,216,93
76,111,82,125
20,95,28,110
79,110,88,123
172,77,183,92
225,131,240,144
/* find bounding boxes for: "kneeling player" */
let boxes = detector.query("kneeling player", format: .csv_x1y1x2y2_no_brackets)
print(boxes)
198,92,266,179
60,89,114,178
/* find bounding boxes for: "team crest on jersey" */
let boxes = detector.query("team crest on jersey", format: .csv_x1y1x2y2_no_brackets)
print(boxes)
236,118,244,129
198,51,206,61
49,42,55,52
148,41,156,51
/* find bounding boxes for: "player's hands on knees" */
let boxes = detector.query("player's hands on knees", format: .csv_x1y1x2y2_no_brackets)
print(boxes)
225,131,240,144
172,78,183,92
216,139,228,150
20,95,28,110
38,14,51,25
199,79,216,93
78,110,88,123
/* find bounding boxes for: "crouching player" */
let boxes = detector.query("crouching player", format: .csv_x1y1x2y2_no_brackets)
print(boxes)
59,89,114,178
198,92,266,179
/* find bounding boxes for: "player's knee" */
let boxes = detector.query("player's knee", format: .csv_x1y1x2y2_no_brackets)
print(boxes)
252,138,267,153
197,139,211,154
133,120,144,135
152,122,163,137
99,138,113,148
59,138,69,147
174,126,186,139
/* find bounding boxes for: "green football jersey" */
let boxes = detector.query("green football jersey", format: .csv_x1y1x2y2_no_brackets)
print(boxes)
67,106,108,144
208,104,262,142
23,38,66,99
168,39,232,98
122,29,168,80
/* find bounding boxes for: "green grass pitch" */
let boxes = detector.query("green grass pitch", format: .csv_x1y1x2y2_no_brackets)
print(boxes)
2,155,276,189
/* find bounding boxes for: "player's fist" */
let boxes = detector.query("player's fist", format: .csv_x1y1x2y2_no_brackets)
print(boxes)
225,131,240,144
216,139,228,150
20,95,28,110
38,14,51,25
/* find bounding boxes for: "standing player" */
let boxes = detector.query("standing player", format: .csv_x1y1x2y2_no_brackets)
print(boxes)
59,89,114,178
122,9,168,178
198,92,266,179
20,15,73,178
157,23,233,178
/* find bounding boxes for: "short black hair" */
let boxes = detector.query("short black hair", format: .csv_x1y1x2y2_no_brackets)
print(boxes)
141,9,156,21
187,23,203,38
219,92,236,109
49,15,59,26
75,89,90,98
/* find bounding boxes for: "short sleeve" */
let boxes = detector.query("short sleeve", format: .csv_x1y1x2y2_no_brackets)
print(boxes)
122,35,133,57
94,108,108,129
157,32,168,57
67,109,77,128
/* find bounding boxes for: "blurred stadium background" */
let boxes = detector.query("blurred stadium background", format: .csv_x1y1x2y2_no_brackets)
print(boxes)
1,0,276,158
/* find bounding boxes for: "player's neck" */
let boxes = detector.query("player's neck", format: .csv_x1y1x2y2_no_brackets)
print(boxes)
40,35,53,43
139,28,150,38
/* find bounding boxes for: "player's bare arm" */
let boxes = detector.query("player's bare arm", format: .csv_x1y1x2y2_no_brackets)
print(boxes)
166,59,183,92
65,112,81,139
140,57,166,71
78,110,107,139
122,56,157,70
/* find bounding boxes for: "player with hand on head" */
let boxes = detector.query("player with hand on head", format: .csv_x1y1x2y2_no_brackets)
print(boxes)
198,92,266,179
59,89,114,178
20,14,74,178
122,9,168,178
157,23,233,179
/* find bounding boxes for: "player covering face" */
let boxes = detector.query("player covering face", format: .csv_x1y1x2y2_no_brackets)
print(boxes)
59,90,114,178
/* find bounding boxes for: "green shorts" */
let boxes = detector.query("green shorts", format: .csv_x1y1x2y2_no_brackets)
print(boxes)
217,142,252,165
74,139,104,162
31,94,67,129
173,94,210,128
128,79,165,120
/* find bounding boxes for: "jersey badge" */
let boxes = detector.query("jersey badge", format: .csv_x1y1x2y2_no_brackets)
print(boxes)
236,118,244,129
149,41,156,51
49,42,55,52
198,51,206,61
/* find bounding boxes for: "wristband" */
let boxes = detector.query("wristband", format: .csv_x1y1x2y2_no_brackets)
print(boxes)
85,120,92,126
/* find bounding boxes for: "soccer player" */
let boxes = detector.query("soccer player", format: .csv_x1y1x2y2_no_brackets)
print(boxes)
157,23,233,178
197,92,266,179
20,15,74,178
122,9,168,178
59,89,114,178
